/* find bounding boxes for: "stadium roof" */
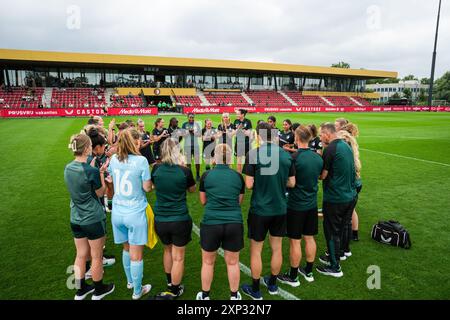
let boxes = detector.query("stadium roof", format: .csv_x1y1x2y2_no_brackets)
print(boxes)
0,48,397,79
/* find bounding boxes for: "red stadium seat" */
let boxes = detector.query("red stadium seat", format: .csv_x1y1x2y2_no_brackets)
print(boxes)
324,96,358,106
110,94,144,108
245,91,291,106
204,92,250,106
0,87,44,108
283,92,328,106
175,95,202,106
51,88,106,108
351,96,373,106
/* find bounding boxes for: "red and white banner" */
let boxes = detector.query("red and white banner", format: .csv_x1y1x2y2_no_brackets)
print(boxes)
183,106,450,114
2,106,450,118
0,107,159,118
107,107,158,116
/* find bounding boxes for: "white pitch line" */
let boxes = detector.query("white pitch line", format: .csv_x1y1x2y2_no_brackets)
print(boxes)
360,148,450,168
192,224,300,301
361,135,428,140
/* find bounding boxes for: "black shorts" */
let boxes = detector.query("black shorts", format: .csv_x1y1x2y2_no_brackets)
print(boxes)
155,219,192,247
323,200,356,230
71,220,106,240
247,212,286,242
147,151,156,165
200,223,244,252
143,153,156,165
286,208,318,239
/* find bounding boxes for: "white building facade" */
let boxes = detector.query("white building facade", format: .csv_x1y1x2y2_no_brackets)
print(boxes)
366,80,428,102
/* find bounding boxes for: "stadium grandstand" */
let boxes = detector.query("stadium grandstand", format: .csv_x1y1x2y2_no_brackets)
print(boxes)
0,48,397,113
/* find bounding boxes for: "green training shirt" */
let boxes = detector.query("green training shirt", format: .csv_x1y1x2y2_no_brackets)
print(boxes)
243,143,295,216
287,148,323,211
64,160,105,225
322,139,357,203
151,163,196,222
199,164,245,225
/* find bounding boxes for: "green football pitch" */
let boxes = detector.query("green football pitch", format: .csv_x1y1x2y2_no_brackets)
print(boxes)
0,112,449,300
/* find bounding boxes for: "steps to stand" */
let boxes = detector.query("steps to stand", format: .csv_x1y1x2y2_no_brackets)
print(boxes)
279,91,298,106
349,96,363,106
42,87,53,107
320,96,334,106
197,91,211,106
241,91,254,105
104,88,116,107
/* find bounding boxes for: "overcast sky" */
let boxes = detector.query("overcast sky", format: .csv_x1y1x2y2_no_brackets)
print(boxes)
0,0,448,79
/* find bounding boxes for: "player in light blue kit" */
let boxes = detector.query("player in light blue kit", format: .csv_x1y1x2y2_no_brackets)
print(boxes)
108,128,152,300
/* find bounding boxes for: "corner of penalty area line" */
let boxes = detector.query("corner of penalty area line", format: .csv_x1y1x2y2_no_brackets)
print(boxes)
191,223,301,300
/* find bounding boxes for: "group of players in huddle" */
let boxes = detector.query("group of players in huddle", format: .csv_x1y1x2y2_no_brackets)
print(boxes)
64,110,361,300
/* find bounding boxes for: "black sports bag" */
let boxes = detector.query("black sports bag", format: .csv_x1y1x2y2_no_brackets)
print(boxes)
371,220,411,249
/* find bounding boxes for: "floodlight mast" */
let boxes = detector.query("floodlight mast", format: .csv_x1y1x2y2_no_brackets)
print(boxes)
427,0,442,107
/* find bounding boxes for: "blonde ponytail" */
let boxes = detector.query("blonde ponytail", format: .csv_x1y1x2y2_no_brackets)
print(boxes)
68,133,91,156
117,128,141,162
161,138,185,166
338,130,361,178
